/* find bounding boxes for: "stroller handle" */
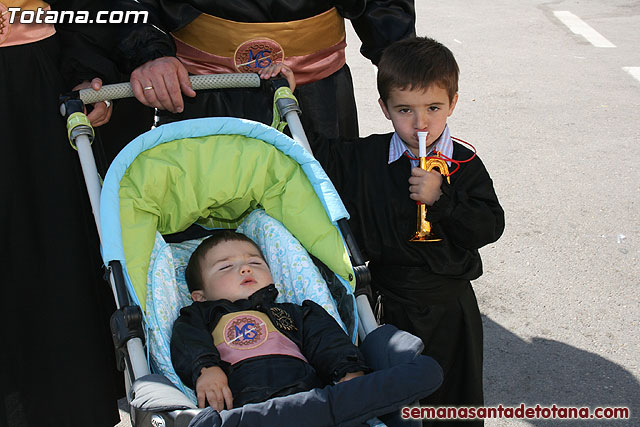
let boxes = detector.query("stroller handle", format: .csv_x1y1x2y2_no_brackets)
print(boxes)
78,73,261,104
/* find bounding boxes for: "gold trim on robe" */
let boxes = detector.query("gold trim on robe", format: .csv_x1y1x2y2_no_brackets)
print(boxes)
172,8,346,85
1,3,55,47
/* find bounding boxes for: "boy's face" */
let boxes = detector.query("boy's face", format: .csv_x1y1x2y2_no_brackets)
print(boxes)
379,84,458,156
192,240,273,303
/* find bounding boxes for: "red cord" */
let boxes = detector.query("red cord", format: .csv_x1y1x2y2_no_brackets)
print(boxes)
404,136,477,176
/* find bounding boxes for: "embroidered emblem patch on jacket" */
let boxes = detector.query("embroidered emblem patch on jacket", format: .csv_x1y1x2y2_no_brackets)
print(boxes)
234,38,284,72
270,307,297,331
224,314,268,350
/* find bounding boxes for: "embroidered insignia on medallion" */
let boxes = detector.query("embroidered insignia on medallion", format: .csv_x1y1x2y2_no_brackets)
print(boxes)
0,3,11,45
270,307,297,331
234,38,284,73
223,313,268,350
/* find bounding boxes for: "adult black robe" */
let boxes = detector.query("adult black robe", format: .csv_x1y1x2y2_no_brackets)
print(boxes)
1,2,124,425
115,0,415,141
314,132,505,424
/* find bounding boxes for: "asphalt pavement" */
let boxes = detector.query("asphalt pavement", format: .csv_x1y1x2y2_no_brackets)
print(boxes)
357,1,638,425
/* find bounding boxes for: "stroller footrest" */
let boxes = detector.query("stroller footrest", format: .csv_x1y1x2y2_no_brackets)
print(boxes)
360,324,425,370
130,374,199,426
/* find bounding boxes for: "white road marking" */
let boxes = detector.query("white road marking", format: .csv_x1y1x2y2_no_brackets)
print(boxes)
623,67,640,83
553,11,615,48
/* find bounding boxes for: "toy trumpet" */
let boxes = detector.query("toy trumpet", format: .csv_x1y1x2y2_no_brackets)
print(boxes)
409,131,450,242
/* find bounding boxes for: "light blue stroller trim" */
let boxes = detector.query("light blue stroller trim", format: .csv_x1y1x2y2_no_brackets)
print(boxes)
100,118,352,311
147,209,349,401
100,117,349,266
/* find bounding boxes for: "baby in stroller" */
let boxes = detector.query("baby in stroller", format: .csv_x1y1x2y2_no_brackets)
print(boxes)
172,230,367,411
92,102,445,425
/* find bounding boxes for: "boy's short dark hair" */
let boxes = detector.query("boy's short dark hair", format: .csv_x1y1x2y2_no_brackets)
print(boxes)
377,36,459,104
185,230,266,293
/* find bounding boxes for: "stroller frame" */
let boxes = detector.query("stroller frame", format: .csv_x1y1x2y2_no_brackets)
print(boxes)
60,74,380,426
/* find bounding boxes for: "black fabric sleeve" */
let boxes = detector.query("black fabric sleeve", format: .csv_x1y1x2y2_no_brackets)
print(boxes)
310,132,379,264
309,132,360,195
300,300,369,384
426,155,505,250
349,0,416,65
113,0,193,73
52,0,122,88
170,304,222,389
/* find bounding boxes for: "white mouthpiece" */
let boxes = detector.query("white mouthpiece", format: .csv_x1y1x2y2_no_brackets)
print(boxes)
417,131,428,158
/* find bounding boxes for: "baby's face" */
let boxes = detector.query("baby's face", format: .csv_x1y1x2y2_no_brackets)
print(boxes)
193,240,273,302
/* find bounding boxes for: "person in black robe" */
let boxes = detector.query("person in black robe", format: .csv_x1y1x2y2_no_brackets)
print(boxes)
312,37,505,425
1,2,124,425
114,0,415,142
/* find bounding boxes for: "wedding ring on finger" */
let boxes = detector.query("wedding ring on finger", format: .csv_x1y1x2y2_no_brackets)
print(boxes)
143,86,154,91
103,100,112,108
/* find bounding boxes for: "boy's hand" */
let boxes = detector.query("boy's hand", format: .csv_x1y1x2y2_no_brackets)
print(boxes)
409,168,443,205
257,63,296,91
337,371,364,383
195,366,233,411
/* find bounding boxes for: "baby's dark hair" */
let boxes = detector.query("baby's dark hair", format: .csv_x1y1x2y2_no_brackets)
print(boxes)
185,230,266,293
377,36,459,104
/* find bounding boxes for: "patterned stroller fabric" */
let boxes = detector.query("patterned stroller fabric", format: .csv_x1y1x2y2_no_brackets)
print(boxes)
98,117,443,427
100,117,355,321
145,209,345,401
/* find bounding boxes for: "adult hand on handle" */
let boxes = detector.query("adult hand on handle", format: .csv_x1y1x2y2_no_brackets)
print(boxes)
72,78,112,127
130,57,196,113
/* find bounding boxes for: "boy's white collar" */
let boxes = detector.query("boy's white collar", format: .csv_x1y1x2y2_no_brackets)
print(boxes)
388,124,453,166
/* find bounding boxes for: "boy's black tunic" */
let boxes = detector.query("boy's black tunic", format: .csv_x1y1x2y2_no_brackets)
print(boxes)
314,132,505,414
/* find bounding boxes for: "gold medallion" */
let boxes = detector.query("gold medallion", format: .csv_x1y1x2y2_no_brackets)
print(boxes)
234,38,284,73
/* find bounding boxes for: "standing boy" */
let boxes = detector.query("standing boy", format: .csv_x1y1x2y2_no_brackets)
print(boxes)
312,37,505,425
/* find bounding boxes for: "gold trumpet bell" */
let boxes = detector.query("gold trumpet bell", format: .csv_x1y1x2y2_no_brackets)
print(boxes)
410,203,442,242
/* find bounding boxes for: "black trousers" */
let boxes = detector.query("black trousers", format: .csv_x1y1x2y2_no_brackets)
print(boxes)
0,35,123,427
381,282,484,427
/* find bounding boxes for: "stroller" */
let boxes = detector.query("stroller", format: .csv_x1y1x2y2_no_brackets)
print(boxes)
61,75,443,427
